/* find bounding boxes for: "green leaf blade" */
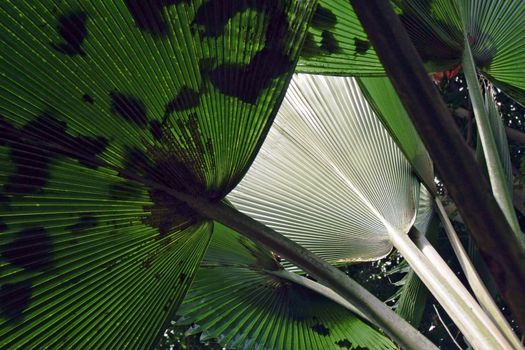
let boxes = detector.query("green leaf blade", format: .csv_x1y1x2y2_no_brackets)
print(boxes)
0,0,317,347
296,0,384,75
177,223,397,350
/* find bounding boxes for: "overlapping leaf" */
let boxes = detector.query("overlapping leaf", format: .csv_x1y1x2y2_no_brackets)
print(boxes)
358,77,434,189
228,74,419,264
177,223,397,350
396,0,525,103
296,0,384,75
0,0,316,347
300,0,525,106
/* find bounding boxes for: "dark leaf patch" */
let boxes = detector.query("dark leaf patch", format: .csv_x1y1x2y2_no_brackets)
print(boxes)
51,12,88,56
110,91,148,127
142,189,202,236
1,114,107,195
0,194,8,204
125,0,187,36
120,147,204,236
354,37,370,56
122,147,152,175
398,8,462,63
311,5,337,30
321,31,340,54
335,339,352,349
151,153,205,194
0,280,32,321
2,227,54,272
198,58,216,77
149,120,164,140
108,180,143,201
5,142,52,194
311,322,330,336
195,0,292,103
0,117,16,146
163,87,200,121
208,48,292,104
299,33,323,58
193,0,288,44
179,273,187,284
82,93,94,104
69,215,98,233
0,221,6,232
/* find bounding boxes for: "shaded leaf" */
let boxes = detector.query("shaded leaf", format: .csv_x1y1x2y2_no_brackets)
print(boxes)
177,223,397,350
388,186,434,327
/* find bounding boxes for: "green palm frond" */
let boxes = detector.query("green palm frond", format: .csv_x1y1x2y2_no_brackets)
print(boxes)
482,85,513,193
300,0,525,106
177,223,397,350
0,1,316,347
296,0,384,75
396,0,525,103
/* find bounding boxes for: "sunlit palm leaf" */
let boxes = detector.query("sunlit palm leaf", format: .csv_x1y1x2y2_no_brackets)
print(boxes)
228,74,419,264
358,77,434,189
177,223,397,350
296,0,384,75
0,1,315,347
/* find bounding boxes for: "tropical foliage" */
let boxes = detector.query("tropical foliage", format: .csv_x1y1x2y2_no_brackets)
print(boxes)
1,0,525,349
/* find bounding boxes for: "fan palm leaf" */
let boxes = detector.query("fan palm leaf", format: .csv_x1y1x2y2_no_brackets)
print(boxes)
387,185,434,327
229,73,515,350
177,223,397,350
229,74,418,264
0,1,315,347
298,0,525,107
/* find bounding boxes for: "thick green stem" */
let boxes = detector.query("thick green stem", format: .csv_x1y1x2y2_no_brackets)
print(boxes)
351,0,525,332
435,198,523,349
393,228,512,350
462,37,521,237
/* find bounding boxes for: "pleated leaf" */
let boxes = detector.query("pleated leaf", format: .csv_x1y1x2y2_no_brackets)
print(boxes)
228,74,419,264
300,0,525,106
463,35,521,236
177,223,397,350
358,77,434,189
296,0,384,75
397,0,525,104
0,1,315,348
